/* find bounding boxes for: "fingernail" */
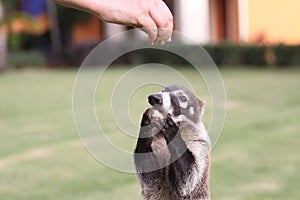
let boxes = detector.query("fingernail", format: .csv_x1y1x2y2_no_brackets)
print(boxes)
160,41,166,45
167,37,172,42
149,38,155,45
148,39,154,45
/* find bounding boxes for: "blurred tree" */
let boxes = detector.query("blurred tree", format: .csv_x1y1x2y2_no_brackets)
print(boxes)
0,0,94,68
0,0,45,70
56,4,90,45
46,0,62,64
0,0,6,71
0,0,55,68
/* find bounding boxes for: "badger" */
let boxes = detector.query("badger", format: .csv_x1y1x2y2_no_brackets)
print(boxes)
134,85,211,200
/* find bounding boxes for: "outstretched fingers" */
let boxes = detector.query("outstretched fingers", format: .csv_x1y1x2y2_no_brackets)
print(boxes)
138,16,159,45
149,0,173,44
138,0,173,45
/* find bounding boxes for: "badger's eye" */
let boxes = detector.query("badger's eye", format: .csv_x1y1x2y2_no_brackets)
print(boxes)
179,95,187,102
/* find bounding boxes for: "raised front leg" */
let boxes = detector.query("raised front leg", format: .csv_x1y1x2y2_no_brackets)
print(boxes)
134,108,167,199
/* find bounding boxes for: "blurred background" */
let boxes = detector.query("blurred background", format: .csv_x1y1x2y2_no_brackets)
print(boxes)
1,0,300,68
0,0,300,199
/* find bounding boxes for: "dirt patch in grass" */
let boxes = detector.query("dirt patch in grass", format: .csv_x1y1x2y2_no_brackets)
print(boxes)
239,180,281,193
0,147,51,169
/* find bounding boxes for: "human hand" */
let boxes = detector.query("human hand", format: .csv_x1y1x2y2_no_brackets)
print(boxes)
53,0,173,44
95,0,173,45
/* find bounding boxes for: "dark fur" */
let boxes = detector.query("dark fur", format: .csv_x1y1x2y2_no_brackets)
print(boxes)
134,86,211,200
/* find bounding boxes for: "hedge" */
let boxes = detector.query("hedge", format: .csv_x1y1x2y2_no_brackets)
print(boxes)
205,44,300,67
8,43,300,68
112,43,300,67
119,43,300,67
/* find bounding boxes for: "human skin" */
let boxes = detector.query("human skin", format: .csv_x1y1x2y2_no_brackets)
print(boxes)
53,0,173,44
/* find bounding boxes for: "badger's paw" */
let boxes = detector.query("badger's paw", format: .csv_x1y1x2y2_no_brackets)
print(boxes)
161,114,179,143
140,108,166,137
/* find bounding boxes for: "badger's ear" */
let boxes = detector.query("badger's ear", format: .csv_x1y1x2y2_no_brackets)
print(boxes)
198,99,206,108
198,99,206,119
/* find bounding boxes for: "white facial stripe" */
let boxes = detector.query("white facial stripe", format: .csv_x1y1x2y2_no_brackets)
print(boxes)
162,92,171,109
190,106,194,115
173,90,189,109
180,102,188,109
173,90,183,94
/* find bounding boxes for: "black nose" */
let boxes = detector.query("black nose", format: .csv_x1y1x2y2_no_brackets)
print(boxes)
148,94,163,106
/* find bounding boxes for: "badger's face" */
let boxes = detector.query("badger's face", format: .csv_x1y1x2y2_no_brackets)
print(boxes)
148,85,205,125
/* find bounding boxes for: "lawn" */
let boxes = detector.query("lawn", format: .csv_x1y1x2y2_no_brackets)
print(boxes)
0,67,300,200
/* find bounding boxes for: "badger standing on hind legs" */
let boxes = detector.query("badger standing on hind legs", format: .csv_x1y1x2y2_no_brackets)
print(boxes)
134,85,211,200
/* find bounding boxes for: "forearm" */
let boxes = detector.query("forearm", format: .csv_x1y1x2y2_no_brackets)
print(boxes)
52,0,173,44
51,0,137,26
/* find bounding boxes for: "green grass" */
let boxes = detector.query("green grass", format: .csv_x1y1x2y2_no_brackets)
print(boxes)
0,67,300,199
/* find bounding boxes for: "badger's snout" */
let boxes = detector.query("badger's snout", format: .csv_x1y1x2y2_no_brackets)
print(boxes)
148,94,163,106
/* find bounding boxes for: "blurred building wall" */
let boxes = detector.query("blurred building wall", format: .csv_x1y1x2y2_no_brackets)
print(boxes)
209,0,240,43
6,0,300,47
248,0,300,44
174,0,300,45
173,0,241,44
175,0,210,44
71,16,102,45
